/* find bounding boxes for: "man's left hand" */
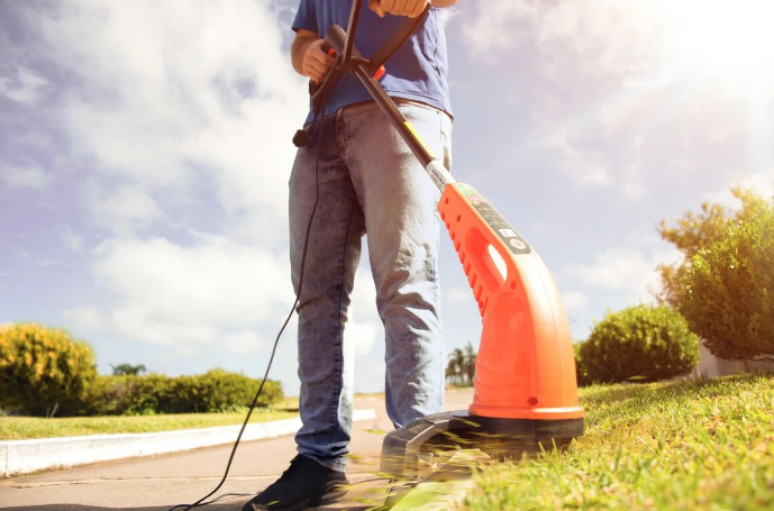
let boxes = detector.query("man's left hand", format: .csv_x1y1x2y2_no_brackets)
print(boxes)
368,0,430,18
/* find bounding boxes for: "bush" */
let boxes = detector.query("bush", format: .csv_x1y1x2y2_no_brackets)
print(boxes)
89,369,283,415
179,369,283,413
573,341,593,387
89,374,170,415
578,304,700,384
680,204,774,361
0,323,97,417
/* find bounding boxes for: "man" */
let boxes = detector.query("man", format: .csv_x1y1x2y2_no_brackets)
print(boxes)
243,1,458,509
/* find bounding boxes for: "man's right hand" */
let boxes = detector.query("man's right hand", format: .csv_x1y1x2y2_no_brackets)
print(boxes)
302,38,336,83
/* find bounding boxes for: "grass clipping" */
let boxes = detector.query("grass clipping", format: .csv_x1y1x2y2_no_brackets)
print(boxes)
464,373,774,511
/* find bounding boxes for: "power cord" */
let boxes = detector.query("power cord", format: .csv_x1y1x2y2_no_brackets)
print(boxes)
168,95,330,511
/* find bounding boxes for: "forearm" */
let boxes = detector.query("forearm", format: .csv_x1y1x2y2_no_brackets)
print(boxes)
432,0,459,7
291,35,317,76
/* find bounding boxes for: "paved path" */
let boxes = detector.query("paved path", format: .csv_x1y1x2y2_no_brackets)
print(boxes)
0,389,475,511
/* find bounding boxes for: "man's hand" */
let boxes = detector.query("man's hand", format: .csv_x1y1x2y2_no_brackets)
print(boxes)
302,39,335,83
368,0,430,18
291,29,335,82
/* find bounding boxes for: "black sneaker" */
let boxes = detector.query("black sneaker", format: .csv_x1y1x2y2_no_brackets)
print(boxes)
242,454,349,511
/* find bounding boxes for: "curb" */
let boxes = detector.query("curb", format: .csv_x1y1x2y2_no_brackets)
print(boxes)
0,408,377,478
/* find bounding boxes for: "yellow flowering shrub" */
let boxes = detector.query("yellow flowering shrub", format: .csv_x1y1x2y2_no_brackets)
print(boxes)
0,323,97,417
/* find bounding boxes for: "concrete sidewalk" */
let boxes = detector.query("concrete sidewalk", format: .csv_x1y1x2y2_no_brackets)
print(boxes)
0,389,475,511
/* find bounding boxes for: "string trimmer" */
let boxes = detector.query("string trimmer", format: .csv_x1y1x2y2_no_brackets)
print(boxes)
292,0,585,505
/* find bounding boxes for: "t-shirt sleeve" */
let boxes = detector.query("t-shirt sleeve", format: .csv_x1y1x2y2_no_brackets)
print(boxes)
292,0,318,34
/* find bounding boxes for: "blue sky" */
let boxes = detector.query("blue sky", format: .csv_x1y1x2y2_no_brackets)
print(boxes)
1,0,772,396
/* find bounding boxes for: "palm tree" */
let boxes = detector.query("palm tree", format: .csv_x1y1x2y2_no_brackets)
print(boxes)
446,348,465,385
463,341,477,385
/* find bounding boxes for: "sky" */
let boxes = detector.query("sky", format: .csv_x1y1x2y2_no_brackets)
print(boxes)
1,0,773,397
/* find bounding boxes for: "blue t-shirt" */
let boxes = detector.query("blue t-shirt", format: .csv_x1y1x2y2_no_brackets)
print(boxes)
292,0,453,126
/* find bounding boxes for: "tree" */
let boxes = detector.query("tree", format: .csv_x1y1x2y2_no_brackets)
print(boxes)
463,342,477,384
445,342,477,386
654,185,770,307
110,363,147,376
446,348,465,385
679,202,774,361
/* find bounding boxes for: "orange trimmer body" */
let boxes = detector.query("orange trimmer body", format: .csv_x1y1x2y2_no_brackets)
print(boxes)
438,183,584,421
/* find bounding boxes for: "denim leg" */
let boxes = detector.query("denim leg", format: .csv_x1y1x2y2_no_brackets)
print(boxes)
290,112,365,472
340,100,453,429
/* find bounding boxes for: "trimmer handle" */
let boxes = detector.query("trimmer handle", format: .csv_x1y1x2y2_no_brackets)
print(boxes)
307,26,348,106
308,26,386,104
439,183,531,318
308,42,336,93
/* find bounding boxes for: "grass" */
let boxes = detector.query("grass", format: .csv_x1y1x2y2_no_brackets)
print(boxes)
0,408,298,440
0,393,381,440
463,372,774,511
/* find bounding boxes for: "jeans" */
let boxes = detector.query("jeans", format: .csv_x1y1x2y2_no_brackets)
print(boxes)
289,100,453,472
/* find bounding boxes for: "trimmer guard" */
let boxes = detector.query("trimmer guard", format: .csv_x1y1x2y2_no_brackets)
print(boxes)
381,410,584,479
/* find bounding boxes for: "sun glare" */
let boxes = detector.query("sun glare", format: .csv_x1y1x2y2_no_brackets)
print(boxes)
658,0,774,92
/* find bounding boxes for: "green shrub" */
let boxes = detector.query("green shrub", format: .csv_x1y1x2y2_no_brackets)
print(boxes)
578,304,700,384
181,369,283,413
573,340,593,387
0,323,97,417
680,204,774,361
89,374,169,415
90,369,283,415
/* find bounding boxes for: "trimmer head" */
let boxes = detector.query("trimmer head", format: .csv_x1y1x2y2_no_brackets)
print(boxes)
381,410,584,479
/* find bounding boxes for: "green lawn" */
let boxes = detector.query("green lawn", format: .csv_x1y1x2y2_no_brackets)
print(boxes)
0,408,298,440
464,373,774,511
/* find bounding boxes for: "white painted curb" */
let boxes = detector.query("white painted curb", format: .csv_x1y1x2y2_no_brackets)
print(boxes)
0,408,377,477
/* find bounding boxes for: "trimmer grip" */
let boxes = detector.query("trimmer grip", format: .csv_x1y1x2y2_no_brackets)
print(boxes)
438,183,531,319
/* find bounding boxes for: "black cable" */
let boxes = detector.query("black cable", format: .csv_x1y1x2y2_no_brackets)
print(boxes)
169,97,329,511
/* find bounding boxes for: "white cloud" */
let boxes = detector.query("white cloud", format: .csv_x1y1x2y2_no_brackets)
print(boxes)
567,244,680,304
22,0,308,242
347,319,379,356
465,0,773,200
439,4,463,26
463,0,537,57
62,308,106,331
448,287,471,302
64,235,294,349
0,66,50,104
59,227,84,252
540,129,611,186
347,268,382,356
703,170,774,210
222,331,264,355
1,162,51,191
84,183,164,234
561,291,588,310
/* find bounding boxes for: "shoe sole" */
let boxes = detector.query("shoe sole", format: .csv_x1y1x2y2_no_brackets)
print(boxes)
247,482,348,511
